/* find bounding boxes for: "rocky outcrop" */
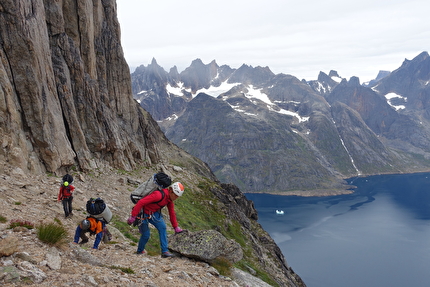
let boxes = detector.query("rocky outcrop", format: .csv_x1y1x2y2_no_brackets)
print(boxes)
169,229,243,263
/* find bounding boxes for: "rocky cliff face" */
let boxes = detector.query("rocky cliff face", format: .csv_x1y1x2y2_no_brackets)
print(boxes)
0,0,196,176
0,1,305,286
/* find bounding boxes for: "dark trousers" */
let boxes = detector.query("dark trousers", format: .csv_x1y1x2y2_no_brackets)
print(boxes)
62,196,73,217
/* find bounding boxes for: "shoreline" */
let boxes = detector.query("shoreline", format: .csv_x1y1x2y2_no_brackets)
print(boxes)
244,170,430,197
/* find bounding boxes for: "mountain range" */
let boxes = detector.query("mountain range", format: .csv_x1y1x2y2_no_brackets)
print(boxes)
131,52,430,195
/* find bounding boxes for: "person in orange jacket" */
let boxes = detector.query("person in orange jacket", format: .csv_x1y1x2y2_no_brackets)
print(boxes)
57,174,75,218
73,217,104,249
127,182,185,257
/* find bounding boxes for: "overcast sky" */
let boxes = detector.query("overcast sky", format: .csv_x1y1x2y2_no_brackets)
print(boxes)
116,0,428,83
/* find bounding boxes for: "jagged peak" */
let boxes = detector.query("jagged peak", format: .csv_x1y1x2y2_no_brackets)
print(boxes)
374,70,390,81
169,66,179,78
190,58,205,67
399,51,429,69
317,71,330,82
413,51,429,62
234,64,274,76
238,63,251,69
209,59,218,66
318,71,328,78
328,70,340,78
347,76,360,86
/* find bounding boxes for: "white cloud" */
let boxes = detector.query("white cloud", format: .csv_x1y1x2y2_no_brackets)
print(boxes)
117,0,429,83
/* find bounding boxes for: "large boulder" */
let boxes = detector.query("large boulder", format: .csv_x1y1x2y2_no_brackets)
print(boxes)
0,236,19,257
168,229,243,264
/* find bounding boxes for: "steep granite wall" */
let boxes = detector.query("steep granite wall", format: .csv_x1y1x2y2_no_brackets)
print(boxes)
0,0,176,175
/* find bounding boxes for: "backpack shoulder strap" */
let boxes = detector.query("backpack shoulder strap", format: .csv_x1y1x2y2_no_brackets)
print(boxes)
155,189,165,204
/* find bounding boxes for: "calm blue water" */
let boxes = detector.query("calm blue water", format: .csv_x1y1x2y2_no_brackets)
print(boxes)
246,172,430,287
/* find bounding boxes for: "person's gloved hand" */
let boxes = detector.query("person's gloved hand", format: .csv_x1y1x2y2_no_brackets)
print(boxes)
174,227,183,233
127,216,136,225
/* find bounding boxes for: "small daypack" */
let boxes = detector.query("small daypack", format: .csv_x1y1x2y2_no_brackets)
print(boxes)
130,172,172,204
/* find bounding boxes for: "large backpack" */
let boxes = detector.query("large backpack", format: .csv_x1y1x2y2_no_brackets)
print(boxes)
86,198,112,223
130,172,172,204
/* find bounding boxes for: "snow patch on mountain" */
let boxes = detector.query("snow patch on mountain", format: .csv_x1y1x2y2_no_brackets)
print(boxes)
331,75,343,83
194,82,239,97
166,82,190,96
384,92,407,111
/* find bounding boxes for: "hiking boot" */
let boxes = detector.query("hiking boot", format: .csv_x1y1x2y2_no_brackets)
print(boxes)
161,251,175,258
136,250,146,255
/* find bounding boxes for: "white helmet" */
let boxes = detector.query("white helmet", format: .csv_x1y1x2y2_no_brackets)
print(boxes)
171,182,184,197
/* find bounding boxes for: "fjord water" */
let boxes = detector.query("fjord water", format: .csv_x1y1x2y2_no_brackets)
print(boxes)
246,172,430,287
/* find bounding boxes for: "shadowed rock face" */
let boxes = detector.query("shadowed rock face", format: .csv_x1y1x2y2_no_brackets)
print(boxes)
0,0,173,174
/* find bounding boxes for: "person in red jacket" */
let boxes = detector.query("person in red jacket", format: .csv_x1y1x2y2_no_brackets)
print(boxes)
57,174,75,218
127,182,185,257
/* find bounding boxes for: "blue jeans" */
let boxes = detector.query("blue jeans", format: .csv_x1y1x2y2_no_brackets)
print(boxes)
137,211,168,253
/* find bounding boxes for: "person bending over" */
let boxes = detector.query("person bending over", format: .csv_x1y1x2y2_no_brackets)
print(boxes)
127,182,184,257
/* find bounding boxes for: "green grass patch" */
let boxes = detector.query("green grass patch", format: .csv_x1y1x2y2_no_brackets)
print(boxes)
211,256,232,276
111,216,140,243
174,180,227,231
0,215,7,223
37,222,68,245
176,179,280,286
107,265,135,274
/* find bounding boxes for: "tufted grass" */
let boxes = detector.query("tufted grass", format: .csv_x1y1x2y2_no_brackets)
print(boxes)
107,265,135,274
0,215,8,223
37,221,68,245
211,256,232,277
